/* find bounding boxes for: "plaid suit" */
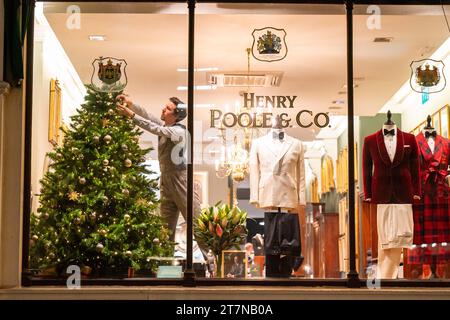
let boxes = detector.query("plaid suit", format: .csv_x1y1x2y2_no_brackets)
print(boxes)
409,132,450,264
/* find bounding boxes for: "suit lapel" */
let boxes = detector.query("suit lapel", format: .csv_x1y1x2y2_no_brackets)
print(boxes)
264,134,280,159
416,132,433,162
433,134,444,163
270,135,293,174
392,129,405,167
376,130,392,166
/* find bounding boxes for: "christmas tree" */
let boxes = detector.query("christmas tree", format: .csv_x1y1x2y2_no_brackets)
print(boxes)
30,85,173,276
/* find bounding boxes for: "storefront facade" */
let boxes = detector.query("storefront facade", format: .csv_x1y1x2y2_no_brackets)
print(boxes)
1,0,450,290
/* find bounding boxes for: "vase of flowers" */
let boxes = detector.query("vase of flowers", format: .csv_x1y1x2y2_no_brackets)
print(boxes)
194,202,248,277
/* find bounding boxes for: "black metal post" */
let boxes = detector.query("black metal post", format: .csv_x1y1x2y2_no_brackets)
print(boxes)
183,0,196,286
21,0,36,287
345,0,360,288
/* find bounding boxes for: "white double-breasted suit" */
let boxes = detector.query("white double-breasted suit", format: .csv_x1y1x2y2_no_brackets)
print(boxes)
249,132,306,209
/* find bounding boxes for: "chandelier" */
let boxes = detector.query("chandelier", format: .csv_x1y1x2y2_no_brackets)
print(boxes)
215,48,265,182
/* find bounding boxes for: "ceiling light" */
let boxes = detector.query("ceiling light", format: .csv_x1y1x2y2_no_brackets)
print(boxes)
373,37,393,43
89,35,106,41
176,85,217,91
342,84,359,89
332,99,345,105
177,67,219,72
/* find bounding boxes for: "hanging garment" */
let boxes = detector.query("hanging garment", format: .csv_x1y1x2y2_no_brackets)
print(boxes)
249,133,306,209
408,133,450,265
321,155,335,194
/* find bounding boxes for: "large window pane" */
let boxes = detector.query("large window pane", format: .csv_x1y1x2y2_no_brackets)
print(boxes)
30,2,188,280
355,3,450,282
193,3,347,280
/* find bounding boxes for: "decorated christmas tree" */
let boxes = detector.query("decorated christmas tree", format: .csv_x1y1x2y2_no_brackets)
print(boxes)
30,85,173,276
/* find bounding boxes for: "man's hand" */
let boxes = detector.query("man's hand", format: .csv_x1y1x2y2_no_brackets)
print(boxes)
117,104,135,118
116,94,133,109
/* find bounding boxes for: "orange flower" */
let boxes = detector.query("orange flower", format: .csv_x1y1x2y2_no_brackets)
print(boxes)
216,224,223,237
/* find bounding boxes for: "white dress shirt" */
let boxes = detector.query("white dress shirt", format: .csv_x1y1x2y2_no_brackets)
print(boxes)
383,126,397,163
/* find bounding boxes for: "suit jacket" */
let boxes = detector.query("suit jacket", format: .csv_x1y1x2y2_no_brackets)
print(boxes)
250,133,306,209
362,128,420,204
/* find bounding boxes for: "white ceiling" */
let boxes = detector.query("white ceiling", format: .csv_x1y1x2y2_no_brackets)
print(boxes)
43,3,450,143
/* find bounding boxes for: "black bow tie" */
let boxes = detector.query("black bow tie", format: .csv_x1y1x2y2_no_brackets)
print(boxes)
273,131,284,140
425,131,437,139
383,129,395,136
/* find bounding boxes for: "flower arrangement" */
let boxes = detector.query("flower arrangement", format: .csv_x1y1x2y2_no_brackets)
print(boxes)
194,202,248,276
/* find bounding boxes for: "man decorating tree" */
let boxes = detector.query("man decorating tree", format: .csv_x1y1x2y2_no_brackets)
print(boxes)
116,94,203,255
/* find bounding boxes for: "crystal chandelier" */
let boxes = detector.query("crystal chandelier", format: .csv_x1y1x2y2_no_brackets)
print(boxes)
215,48,262,183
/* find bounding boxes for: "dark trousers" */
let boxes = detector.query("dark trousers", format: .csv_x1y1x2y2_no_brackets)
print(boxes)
264,212,302,277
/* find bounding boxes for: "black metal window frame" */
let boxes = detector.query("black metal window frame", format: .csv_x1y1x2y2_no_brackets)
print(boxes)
22,0,450,288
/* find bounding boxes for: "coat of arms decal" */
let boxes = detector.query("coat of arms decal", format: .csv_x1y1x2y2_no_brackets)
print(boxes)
252,27,287,62
410,58,446,94
91,56,128,92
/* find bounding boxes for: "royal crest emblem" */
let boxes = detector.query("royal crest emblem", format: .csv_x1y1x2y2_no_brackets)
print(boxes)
410,59,446,94
91,56,128,92
252,27,287,62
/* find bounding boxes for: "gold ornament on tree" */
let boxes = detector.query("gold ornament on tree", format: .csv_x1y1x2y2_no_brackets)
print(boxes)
68,191,80,201
103,134,112,143
124,159,132,167
96,243,104,253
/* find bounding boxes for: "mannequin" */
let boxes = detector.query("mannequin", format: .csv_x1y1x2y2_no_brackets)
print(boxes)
362,110,420,279
249,115,306,277
409,115,450,278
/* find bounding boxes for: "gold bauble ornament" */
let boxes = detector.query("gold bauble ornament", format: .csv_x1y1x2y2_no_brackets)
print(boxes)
103,159,109,166
121,144,128,151
48,252,56,259
122,189,130,196
96,243,104,253
153,238,160,245
125,250,132,257
89,212,97,220
32,235,38,241
124,213,131,221
124,159,132,167
74,217,81,225
79,177,86,185
93,136,100,143
108,109,115,115
99,229,108,236
103,135,112,143
42,213,50,220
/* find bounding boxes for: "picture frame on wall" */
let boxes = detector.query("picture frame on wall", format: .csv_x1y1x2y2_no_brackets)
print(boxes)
48,79,62,146
194,171,209,208
222,250,247,278
440,105,449,139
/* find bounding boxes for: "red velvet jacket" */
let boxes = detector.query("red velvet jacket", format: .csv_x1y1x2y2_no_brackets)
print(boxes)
363,128,420,204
